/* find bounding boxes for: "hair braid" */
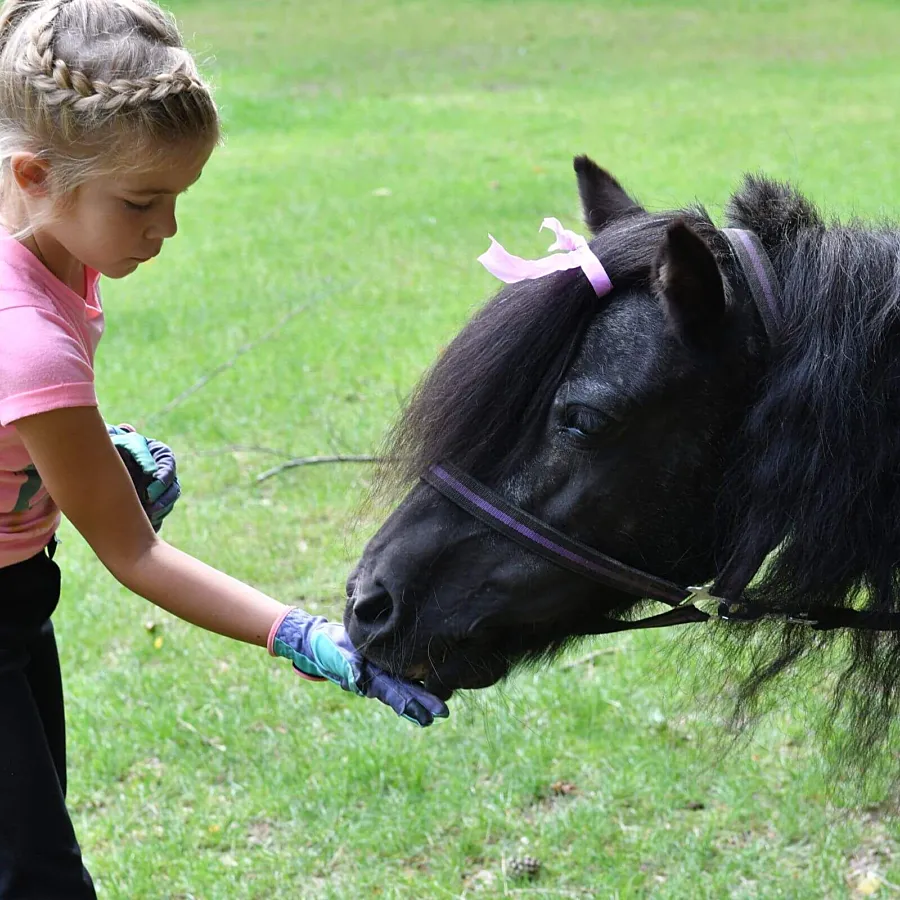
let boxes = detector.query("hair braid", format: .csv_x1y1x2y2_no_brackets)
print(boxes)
28,59,208,113
29,0,69,74
17,0,206,113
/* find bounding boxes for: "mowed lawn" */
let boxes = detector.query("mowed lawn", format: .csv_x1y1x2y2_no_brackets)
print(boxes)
57,1,900,897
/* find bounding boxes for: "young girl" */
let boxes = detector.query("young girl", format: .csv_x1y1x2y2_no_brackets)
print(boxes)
0,0,449,895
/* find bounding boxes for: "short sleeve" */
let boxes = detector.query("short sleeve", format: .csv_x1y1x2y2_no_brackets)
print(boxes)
0,305,97,426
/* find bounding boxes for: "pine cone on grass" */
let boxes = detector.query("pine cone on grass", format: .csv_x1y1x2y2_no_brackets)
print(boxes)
506,855,542,880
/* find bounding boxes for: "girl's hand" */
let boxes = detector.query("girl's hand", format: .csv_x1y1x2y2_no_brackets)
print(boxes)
106,424,180,532
269,608,450,727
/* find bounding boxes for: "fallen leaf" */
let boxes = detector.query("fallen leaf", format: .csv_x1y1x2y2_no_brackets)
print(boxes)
464,869,496,891
854,873,882,896
550,780,578,796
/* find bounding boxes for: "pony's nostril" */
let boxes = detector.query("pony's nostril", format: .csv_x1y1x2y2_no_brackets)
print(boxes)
353,587,394,626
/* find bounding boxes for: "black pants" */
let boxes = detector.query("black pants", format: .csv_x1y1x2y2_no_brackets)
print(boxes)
0,544,96,899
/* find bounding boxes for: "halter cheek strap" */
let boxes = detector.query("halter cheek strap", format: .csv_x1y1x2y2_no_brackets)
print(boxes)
423,461,718,632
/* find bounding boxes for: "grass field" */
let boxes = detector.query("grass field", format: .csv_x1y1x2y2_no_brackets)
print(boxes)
56,0,900,896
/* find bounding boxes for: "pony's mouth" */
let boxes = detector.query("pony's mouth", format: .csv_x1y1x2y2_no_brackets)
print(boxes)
348,589,514,699
401,649,512,699
397,665,457,702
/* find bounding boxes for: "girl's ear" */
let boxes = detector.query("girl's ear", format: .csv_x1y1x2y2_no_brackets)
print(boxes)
10,153,50,196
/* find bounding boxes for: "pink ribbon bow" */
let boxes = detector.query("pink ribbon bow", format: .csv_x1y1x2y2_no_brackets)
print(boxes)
477,217,612,297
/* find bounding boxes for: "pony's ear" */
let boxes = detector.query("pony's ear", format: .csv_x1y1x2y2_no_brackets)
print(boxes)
574,155,643,233
652,220,725,343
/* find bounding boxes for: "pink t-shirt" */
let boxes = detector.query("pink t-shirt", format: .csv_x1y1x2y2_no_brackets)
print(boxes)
0,236,103,568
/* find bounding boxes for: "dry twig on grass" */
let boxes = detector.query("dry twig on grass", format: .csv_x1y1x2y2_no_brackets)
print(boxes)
140,280,351,428
255,454,381,484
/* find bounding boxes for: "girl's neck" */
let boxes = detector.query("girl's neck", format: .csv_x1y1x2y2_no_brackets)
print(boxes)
22,230,86,298
0,200,85,297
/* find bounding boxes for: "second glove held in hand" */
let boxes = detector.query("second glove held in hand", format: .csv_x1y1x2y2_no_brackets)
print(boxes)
107,424,181,532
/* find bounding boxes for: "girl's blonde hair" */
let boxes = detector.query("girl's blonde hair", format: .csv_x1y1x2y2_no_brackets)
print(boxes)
0,0,219,228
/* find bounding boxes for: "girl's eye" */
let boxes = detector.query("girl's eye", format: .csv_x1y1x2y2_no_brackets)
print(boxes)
124,199,152,212
562,404,617,439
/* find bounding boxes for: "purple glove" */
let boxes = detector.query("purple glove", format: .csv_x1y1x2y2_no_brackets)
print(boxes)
268,607,449,727
107,424,181,532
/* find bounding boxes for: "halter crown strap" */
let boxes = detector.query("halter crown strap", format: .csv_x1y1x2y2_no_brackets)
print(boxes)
720,228,782,341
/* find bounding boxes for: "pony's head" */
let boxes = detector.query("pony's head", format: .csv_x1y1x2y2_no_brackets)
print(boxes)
347,159,900,766
344,156,785,695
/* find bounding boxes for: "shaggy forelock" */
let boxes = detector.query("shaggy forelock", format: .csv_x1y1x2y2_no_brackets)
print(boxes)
379,206,717,493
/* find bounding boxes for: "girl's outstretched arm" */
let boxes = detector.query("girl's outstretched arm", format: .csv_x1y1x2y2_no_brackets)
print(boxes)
14,404,286,646
14,405,450,726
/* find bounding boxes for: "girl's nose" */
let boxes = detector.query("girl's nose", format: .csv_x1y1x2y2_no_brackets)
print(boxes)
146,210,178,241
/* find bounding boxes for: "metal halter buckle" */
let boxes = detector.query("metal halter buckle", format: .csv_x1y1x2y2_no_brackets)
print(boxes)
683,585,728,617
784,612,819,626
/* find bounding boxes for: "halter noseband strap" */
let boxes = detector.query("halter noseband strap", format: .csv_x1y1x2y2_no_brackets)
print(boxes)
422,461,713,632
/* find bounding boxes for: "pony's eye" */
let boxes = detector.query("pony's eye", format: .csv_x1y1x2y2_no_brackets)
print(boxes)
563,404,614,438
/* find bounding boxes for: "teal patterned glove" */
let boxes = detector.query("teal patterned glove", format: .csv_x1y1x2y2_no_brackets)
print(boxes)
268,607,449,727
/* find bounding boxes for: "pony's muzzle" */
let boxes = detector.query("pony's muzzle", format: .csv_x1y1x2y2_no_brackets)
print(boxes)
345,579,404,658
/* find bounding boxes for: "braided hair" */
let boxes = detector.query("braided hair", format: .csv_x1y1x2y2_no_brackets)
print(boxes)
0,0,219,230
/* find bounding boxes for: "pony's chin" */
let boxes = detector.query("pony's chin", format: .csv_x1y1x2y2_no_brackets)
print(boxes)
424,676,455,702
418,659,510,698
397,667,457,701
384,645,513,697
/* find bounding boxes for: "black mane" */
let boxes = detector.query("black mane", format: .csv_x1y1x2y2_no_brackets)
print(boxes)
712,176,900,761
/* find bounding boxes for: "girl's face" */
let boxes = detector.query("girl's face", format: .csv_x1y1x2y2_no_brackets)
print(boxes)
47,139,215,279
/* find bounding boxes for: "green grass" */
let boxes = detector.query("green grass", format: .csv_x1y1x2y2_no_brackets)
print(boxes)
54,0,900,896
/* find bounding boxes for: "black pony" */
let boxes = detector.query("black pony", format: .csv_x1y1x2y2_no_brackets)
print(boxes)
344,155,900,755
